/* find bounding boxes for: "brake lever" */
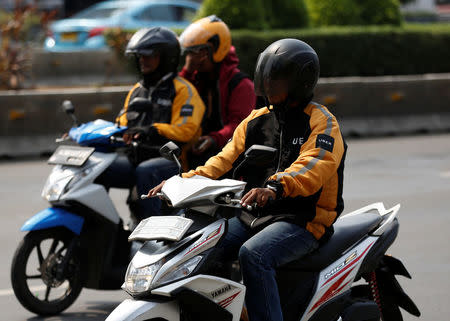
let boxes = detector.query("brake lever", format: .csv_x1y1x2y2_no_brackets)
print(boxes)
140,193,164,200
110,136,124,143
242,202,258,212
55,136,70,143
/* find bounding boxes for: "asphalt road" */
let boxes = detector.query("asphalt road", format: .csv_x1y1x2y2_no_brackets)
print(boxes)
1,133,449,320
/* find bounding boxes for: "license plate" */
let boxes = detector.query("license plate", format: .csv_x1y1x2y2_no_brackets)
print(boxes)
60,32,78,42
129,216,194,242
48,145,95,166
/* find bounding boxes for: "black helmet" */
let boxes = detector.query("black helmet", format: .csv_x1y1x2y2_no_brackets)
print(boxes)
125,27,180,74
254,38,319,102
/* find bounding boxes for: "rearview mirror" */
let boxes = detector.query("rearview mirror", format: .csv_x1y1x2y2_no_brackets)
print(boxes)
159,142,182,176
232,144,277,179
61,100,75,114
160,141,181,160
61,100,78,126
126,111,140,121
244,145,277,166
128,97,153,112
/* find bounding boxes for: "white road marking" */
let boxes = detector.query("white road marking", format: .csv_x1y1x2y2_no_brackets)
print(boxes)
440,171,450,178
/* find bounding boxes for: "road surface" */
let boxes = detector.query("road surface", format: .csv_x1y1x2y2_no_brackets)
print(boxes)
0,133,449,320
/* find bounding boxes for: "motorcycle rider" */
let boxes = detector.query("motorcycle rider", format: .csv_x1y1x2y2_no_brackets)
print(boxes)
178,15,256,167
97,27,205,222
148,39,347,321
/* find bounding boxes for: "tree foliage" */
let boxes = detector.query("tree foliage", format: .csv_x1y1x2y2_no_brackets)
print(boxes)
305,0,403,27
262,0,309,29
195,0,310,30
0,6,54,89
194,0,267,30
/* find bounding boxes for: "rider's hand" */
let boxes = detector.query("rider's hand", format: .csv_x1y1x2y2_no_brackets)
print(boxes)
123,132,141,145
147,180,166,198
240,188,276,208
123,133,133,145
192,136,215,155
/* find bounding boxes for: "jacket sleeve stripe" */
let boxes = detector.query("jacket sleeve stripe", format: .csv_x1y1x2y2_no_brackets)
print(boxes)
175,76,192,127
116,83,141,126
276,103,332,181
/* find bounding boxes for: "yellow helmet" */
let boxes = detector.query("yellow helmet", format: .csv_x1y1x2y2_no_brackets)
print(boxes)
180,15,231,63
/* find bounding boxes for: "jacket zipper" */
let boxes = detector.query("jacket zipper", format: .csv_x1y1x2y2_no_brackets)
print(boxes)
275,124,284,174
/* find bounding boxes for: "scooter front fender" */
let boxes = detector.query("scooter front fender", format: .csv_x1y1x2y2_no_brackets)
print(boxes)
21,207,84,235
106,299,180,321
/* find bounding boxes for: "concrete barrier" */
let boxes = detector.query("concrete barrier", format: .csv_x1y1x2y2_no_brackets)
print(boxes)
26,49,137,88
315,73,450,136
1,48,449,157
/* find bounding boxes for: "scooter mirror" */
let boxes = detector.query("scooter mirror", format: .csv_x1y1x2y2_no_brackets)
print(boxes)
160,141,181,160
160,141,182,176
61,100,75,114
232,144,277,179
61,100,78,126
128,97,153,112
244,144,277,166
126,111,140,121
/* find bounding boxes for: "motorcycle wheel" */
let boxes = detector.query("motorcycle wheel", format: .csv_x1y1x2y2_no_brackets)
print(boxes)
10,228,83,316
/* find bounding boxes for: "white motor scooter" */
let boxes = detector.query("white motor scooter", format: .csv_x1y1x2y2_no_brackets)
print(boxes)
106,142,420,321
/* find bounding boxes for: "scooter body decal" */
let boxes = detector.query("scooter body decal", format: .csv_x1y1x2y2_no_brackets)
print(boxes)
321,241,374,288
301,237,377,321
184,223,223,257
218,291,241,308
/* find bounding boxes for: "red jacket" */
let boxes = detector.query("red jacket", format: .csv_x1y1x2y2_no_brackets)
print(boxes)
179,46,256,148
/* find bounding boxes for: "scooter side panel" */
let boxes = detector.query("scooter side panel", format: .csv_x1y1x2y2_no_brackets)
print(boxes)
62,184,120,224
21,207,84,235
106,299,179,321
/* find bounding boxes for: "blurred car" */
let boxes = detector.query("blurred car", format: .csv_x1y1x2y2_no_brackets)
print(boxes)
44,0,199,51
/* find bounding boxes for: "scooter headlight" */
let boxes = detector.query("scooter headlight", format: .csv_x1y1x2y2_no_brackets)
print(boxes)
42,175,73,202
42,166,90,202
124,260,164,294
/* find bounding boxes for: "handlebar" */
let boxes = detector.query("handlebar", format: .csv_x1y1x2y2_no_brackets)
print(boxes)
110,135,138,147
217,193,259,211
226,198,257,211
142,191,258,212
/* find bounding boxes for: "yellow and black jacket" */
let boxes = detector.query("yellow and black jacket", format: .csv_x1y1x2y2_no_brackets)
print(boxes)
117,74,205,165
183,101,347,241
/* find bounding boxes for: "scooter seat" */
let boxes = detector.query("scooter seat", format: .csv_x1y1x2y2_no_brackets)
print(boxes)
280,212,383,271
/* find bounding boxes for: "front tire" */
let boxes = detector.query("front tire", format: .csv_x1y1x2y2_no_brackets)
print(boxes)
11,228,83,316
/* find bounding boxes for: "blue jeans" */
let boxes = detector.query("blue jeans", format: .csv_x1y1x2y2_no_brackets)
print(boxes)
220,217,319,321
96,155,178,219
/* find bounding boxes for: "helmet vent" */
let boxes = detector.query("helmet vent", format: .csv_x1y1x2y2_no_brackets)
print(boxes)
208,15,222,23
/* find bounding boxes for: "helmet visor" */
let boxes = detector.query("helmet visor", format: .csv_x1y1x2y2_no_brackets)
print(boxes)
125,47,157,57
181,44,209,56
254,52,296,99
